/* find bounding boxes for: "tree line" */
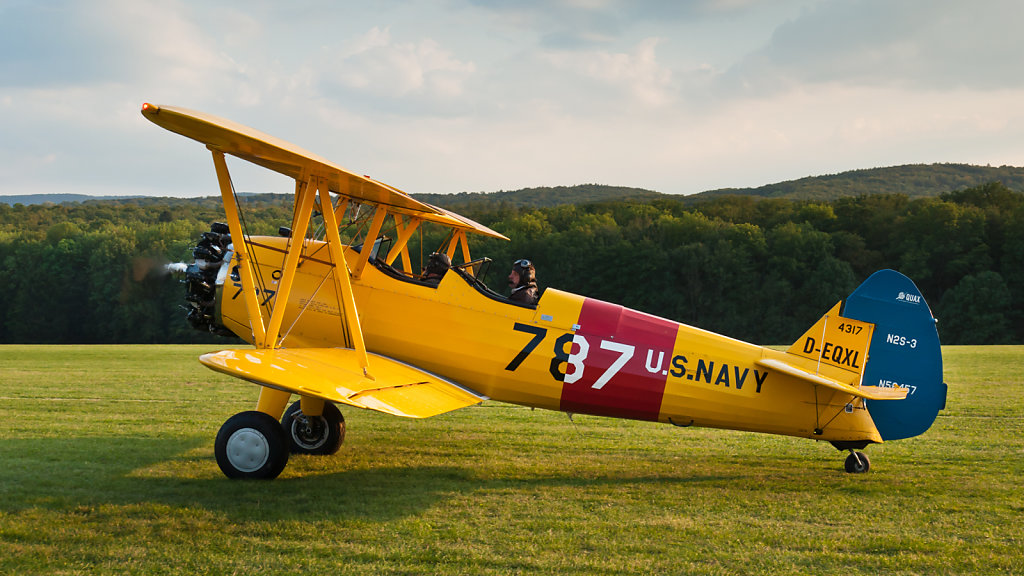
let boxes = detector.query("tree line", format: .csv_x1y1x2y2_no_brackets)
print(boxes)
0,182,1020,345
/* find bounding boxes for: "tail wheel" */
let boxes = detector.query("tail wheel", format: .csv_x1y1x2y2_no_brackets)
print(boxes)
281,401,346,455
214,411,290,479
844,450,871,474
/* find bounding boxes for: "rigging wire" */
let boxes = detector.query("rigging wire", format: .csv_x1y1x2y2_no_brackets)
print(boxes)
819,398,858,432
230,180,272,321
279,269,332,347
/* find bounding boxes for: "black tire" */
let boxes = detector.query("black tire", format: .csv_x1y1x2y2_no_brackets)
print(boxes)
281,400,346,455
214,411,290,480
844,451,871,474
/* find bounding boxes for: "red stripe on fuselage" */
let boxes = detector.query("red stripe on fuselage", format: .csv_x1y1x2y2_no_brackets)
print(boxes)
559,298,678,421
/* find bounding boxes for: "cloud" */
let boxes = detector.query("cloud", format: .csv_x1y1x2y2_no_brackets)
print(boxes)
544,37,675,108
0,2,119,87
725,0,1024,94
467,0,809,49
0,0,240,94
2,0,1024,200
315,27,476,113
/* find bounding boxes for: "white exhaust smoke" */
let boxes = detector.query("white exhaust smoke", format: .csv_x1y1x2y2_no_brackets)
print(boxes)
165,262,189,275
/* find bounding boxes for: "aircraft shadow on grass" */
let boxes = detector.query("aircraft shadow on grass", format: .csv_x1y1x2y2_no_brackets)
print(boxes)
0,437,740,522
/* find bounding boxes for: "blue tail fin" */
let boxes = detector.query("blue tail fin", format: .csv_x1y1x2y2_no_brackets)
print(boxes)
842,270,946,440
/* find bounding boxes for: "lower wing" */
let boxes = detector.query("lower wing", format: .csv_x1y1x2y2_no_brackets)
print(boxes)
200,348,487,418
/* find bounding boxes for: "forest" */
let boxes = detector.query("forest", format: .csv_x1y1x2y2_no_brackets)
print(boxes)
0,181,1020,345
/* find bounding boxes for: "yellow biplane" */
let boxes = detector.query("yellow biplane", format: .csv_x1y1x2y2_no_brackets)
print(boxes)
142,103,946,479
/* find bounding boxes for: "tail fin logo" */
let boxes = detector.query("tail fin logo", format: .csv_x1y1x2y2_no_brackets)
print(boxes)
896,291,921,304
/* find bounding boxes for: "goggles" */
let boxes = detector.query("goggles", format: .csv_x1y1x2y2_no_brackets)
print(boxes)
513,259,532,268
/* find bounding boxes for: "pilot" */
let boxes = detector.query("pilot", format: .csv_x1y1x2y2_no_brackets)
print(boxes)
422,252,451,284
508,258,539,304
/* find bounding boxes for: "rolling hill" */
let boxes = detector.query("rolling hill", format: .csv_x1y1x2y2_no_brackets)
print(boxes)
414,163,1024,209
4,163,1022,208
691,163,1024,201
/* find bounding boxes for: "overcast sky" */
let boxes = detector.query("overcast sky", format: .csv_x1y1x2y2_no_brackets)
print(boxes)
2,0,1023,198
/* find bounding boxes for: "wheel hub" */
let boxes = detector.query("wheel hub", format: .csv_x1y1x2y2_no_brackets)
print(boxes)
291,415,329,450
225,428,270,473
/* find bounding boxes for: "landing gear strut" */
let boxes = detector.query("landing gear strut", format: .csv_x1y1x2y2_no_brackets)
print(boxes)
831,441,872,474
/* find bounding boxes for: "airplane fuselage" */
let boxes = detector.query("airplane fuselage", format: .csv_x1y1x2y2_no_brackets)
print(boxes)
214,237,884,445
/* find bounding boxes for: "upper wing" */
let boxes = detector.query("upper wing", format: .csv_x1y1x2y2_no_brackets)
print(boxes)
141,103,507,240
755,358,908,401
200,348,488,418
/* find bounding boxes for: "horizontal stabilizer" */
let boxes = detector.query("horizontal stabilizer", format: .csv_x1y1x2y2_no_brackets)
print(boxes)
755,358,908,401
200,348,487,418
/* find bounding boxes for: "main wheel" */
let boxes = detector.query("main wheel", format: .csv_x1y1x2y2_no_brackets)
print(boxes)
214,411,290,479
844,450,871,474
281,401,346,455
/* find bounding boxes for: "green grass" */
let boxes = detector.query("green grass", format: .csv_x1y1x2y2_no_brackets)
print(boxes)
1,345,1021,575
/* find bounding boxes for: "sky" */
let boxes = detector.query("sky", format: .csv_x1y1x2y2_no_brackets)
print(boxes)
2,0,1023,198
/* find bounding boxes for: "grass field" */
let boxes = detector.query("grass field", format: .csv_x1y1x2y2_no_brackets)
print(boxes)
0,345,1021,575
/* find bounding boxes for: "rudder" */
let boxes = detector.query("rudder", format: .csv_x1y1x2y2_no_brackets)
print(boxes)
841,269,946,440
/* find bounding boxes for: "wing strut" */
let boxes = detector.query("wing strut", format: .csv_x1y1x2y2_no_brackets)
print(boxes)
353,206,388,279
262,177,317,349
444,229,473,274
385,214,422,272
211,150,267,345
209,157,373,379
318,181,373,379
